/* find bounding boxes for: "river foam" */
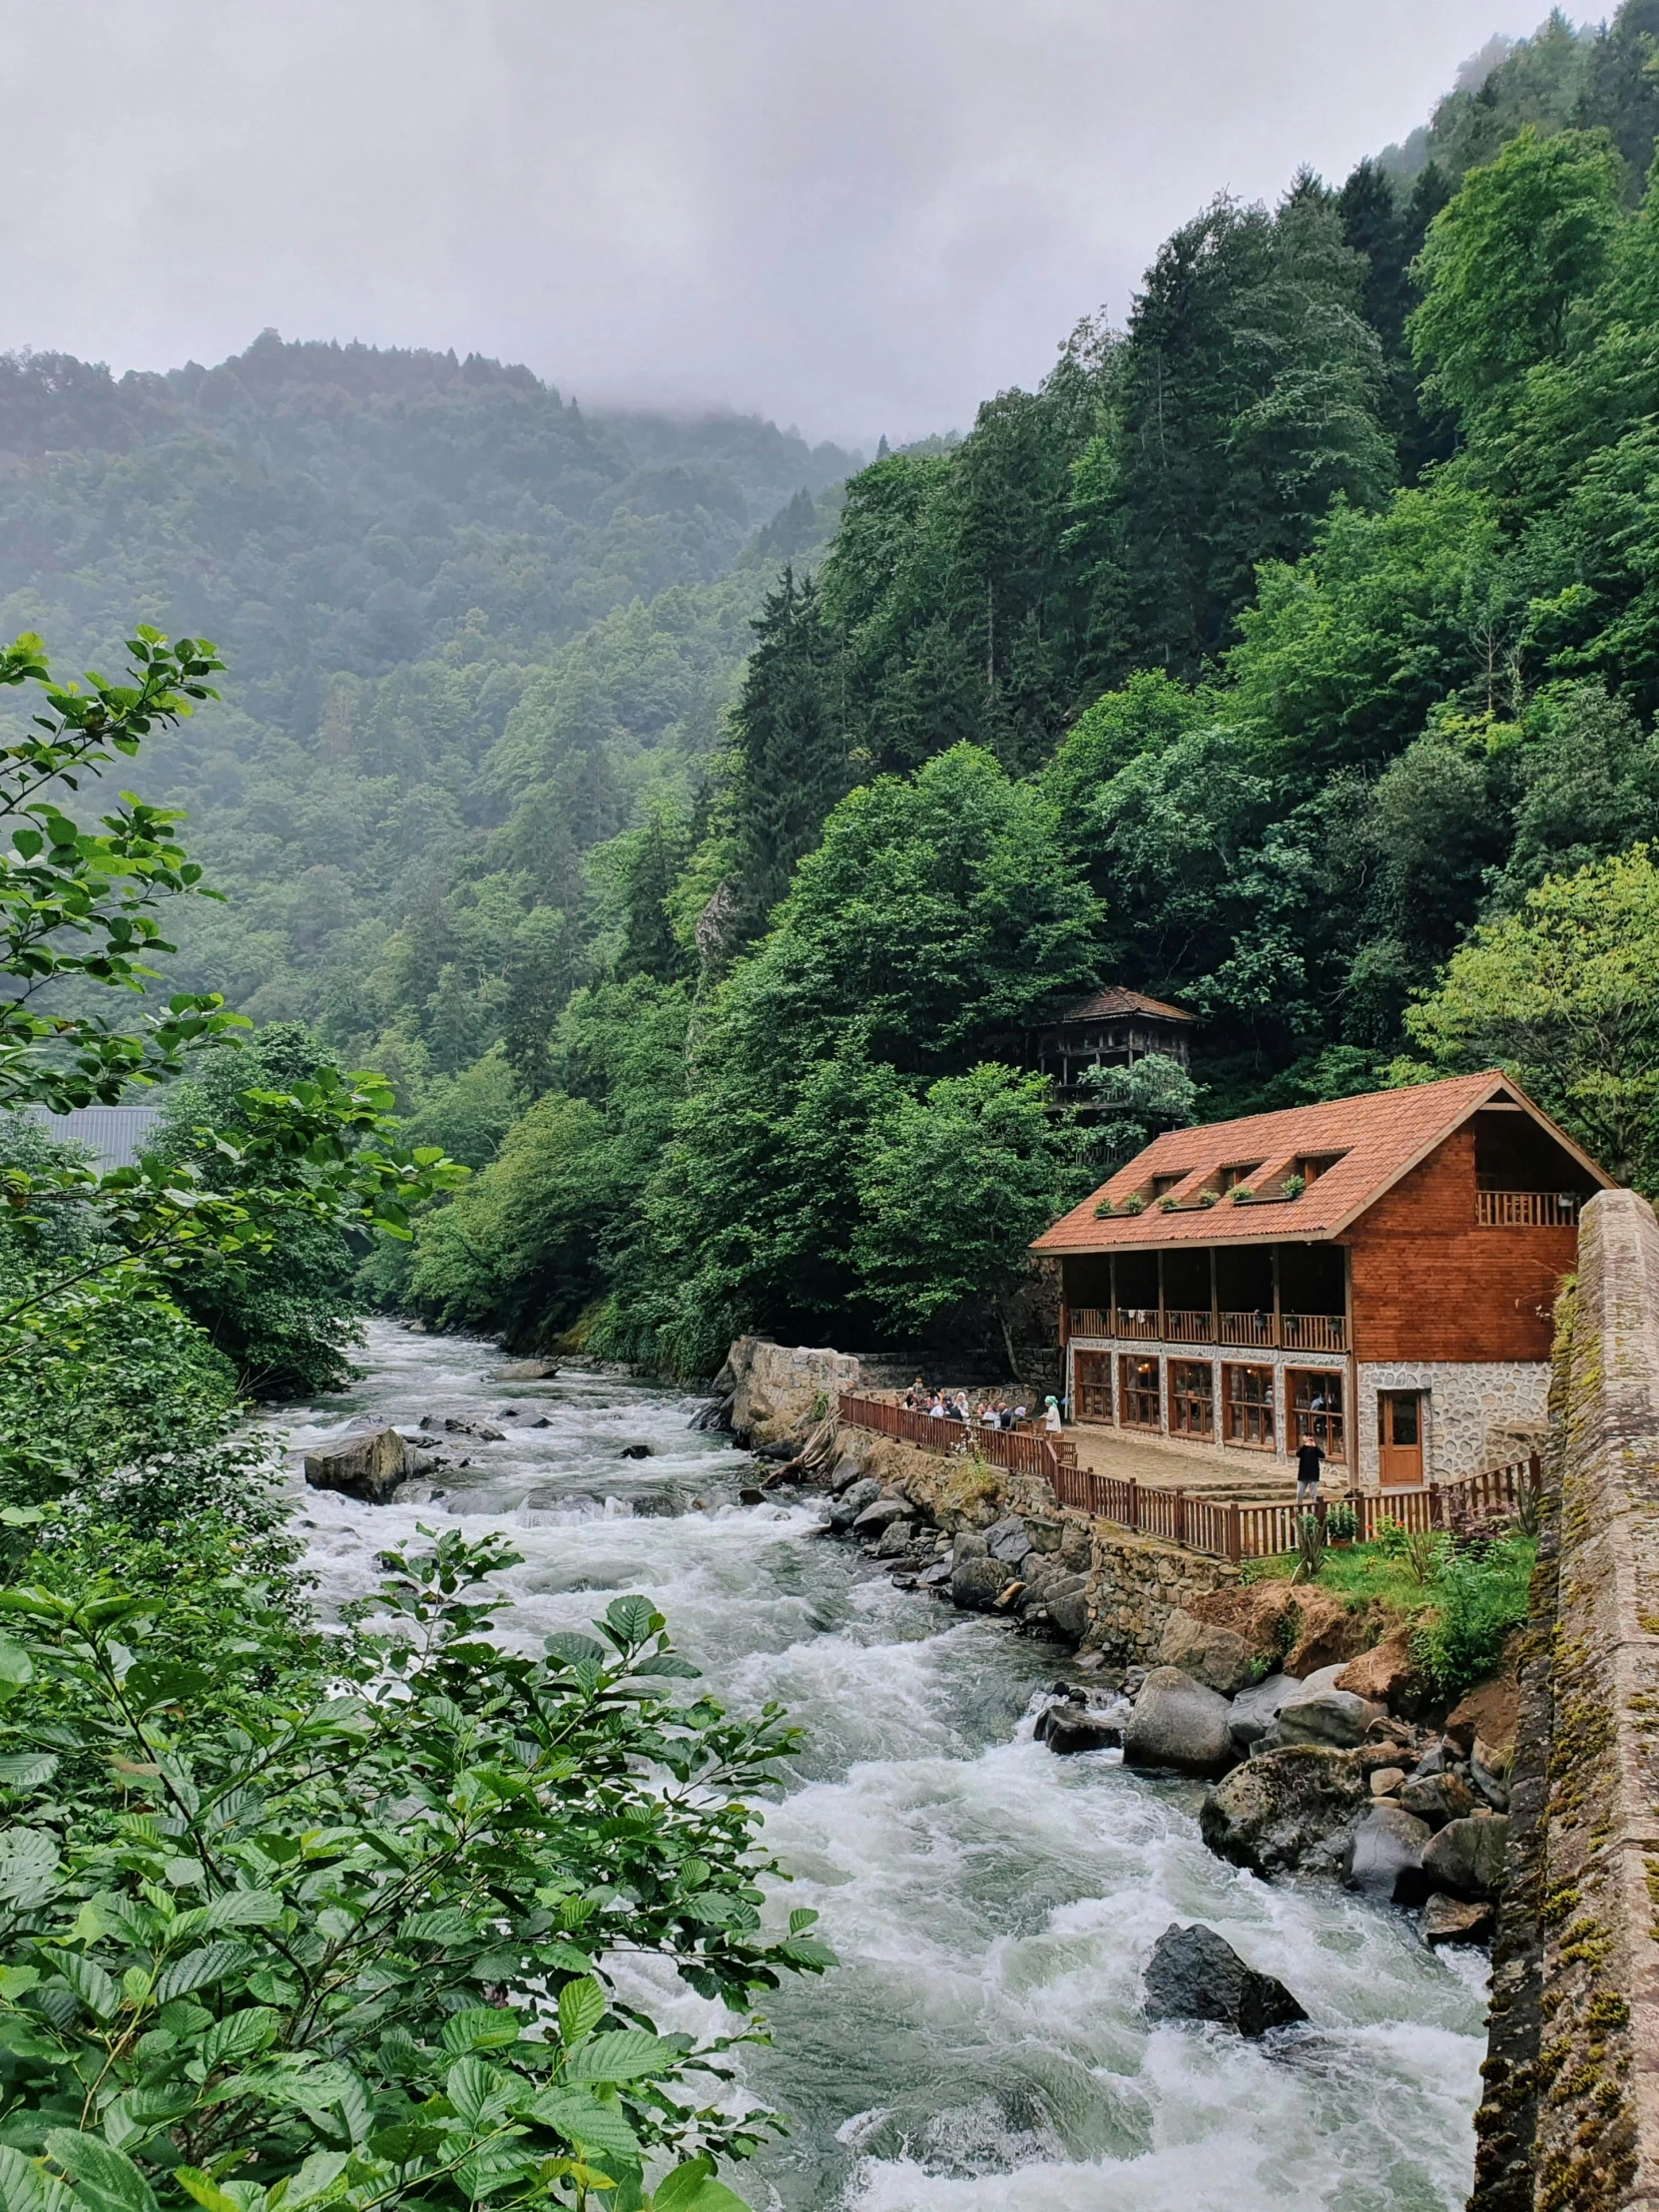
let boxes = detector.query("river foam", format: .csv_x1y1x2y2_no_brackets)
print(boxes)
274,1321,1487,2212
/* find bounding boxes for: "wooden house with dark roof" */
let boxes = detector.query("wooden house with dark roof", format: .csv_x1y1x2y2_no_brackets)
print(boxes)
1028,987,1194,1108
1031,1070,1612,1490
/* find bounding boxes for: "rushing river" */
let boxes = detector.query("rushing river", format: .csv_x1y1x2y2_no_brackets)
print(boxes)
274,1321,1487,2212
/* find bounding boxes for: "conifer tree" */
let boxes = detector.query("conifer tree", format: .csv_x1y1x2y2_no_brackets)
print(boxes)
728,566,846,941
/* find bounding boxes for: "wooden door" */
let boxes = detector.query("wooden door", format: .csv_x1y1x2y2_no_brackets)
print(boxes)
1378,1390,1423,1488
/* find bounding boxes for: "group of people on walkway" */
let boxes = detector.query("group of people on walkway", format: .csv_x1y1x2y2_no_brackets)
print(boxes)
900,1380,1066,1434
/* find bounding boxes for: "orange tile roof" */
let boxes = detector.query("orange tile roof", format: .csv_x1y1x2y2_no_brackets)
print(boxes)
1031,1070,1612,1254
1051,986,1194,1025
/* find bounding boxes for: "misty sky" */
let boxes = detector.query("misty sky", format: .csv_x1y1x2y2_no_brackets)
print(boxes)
7,1,1572,445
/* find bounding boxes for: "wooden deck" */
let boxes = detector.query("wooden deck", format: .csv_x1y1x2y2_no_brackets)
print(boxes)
1064,1422,1331,1502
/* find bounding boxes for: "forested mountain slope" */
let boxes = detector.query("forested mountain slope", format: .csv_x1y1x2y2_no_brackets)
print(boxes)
0,336,854,1145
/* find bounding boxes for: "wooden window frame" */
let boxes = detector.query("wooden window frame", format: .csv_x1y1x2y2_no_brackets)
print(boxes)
1287,1367,1346,1463
1074,1349,1113,1423
1168,1359,1215,1439
1119,1354,1162,1430
1223,1362,1276,1450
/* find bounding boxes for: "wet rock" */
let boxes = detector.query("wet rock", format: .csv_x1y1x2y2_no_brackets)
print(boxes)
620,1444,653,1460
690,1396,734,1432
874,1520,914,1558
950,1557,1008,1611
1200,1746,1370,1878
1470,1741,1511,1811
1398,1771,1476,1827
1274,1686,1383,1751
985,1516,1032,1566
1124,1668,1235,1778
303,1426,409,1504
953,1529,989,1563
1344,1804,1432,1906
1044,1575,1090,1644
392,1478,443,1506
851,1496,911,1534
918,1558,953,1589
739,1487,766,1506
829,1478,883,1531
1228,1672,1296,1754
1422,1815,1510,1901
1036,1692,1126,1754
828,1451,866,1494
1143,1923,1308,2037
495,1358,557,1381
420,1415,506,1442
1159,1609,1256,1698
530,1415,552,1428
1422,1896,1495,1947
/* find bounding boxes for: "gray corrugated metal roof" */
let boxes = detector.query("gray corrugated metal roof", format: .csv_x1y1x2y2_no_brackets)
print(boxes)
24,1105,163,1169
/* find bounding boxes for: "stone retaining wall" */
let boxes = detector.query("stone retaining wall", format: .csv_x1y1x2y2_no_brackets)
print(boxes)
1469,1189,1659,2212
833,1421,1239,1661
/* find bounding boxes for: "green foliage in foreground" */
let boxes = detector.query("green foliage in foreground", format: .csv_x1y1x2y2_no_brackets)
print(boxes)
0,1530,830,2212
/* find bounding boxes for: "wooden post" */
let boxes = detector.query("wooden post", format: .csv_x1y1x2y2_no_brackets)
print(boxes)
1157,1249,1166,1342
1270,1245,1281,1348
1175,1489,1187,1545
1227,1500,1242,1564
1209,1245,1219,1345
1108,1253,1117,1338
1127,1478,1141,1536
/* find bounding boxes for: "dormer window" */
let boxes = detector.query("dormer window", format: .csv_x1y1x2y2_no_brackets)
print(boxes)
1150,1174,1183,1199
1219,1163,1260,1192
1294,1152,1346,1186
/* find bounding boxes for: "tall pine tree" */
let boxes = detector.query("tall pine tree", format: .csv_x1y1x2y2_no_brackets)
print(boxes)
729,567,847,942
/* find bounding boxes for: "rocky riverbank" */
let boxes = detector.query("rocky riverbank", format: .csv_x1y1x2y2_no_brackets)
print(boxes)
798,1410,1515,1949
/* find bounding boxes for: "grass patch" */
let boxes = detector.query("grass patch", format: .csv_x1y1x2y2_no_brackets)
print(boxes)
1244,1530,1536,1696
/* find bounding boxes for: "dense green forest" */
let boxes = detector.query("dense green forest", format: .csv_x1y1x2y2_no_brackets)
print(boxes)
11,5,1659,1381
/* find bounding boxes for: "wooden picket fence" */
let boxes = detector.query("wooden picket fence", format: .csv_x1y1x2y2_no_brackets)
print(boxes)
835,1391,1538,1565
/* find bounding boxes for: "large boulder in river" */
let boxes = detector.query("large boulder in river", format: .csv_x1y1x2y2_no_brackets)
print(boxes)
829,1478,882,1531
1143,1923,1307,2037
1274,1684,1384,1751
1344,1804,1432,1905
1200,1745,1369,1878
1422,1815,1511,1901
494,1358,557,1381
950,1556,1009,1611
1123,1667,1235,1778
1158,1609,1256,1697
1227,1673,1297,1754
303,1426,409,1504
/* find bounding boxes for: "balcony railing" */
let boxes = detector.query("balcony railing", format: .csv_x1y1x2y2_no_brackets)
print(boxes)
1164,1308,1214,1344
1066,1307,1348,1353
1476,1190,1582,1228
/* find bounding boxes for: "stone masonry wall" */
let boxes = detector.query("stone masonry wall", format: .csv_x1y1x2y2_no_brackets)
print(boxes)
1355,1360,1550,1488
1468,1190,1659,2212
727,1337,861,1450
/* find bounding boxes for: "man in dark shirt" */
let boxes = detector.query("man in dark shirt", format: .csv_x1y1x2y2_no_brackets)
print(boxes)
1295,1432,1325,1505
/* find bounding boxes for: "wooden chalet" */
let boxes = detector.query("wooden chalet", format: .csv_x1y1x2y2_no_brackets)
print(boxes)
1028,986,1194,1109
1031,1070,1611,1490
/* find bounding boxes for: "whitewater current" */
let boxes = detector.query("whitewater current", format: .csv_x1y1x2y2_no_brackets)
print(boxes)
271,1321,1487,2212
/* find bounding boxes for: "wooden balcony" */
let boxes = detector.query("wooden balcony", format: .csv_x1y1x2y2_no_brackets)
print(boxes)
1065,1307,1347,1353
1476,1190,1582,1228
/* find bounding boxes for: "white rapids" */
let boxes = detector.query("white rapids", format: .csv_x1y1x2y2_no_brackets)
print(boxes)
271,1321,1488,2212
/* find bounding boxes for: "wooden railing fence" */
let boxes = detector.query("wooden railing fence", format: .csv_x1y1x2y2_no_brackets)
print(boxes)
835,1390,1538,1566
